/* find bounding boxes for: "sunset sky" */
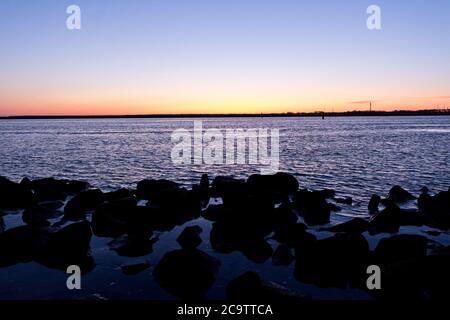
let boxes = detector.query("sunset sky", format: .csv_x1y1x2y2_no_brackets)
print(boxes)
0,0,449,116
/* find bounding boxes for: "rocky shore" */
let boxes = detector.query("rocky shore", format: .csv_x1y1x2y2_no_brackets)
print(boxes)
1,173,449,301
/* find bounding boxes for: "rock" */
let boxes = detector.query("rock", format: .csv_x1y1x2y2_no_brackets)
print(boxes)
211,176,247,198
153,249,221,300
226,271,306,302
420,186,429,194
295,233,369,288
241,239,273,264
293,189,331,226
0,217,4,234
369,200,425,234
200,174,209,189
91,197,138,237
0,226,50,267
368,194,381,213
423,190,450,230
272,244,294,266
120,262,151,276
177,225,203,250
246,172,299,195
64,189,105,220
424,253,450,300
328,203,341,212
22,202,64,226
321,217,369,234
136,179,178,200
104,188,132,202
272,223,312,247
36,221,95,272
336,197,352,205
0,176,35,209
29,178,89,195
373,234,428,265
316,189,335,199
108,233,157,257
388,185,415,203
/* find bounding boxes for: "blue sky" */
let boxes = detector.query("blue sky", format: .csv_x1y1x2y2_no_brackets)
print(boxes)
0,0,449,115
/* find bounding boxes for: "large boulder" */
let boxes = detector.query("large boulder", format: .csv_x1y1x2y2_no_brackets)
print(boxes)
388,185,415,203
294,232,369,288
373,234,428,265
0,226,50,267
246,172,299,195
293,189,331,226
136,179,178,200
36,221,95,273
0,176,35,209
320,217,369,234
177,225,203,250
419,190,450,230
153,249,221,300
64,189,105,220
22,201,64,227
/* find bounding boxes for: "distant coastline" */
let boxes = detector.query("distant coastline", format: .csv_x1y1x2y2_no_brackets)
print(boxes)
1,109,449,120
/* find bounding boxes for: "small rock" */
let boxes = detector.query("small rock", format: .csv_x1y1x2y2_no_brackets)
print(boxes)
177,225,203,249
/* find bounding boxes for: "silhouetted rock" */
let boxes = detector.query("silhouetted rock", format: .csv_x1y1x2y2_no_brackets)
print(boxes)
177,225,202,250
0,226,50,267
422,190,450,230
0,217,4,234
388,185,415,203
22,202,64,226
241,239,273,263
0,176,34,209
373,234,428,265
295,233,369,288
200,174,209,190
92,196,137,237
321,217,369,234
27,178,89,202
136,179,178,200
425,252,450,300
293,189,331,226
104,188,132,202
226,271,306,302
108,232,157,257
328,203,341,212
369,200,425,234
246,172,299,195
272,223,312,247
154,249,220,300
272,244,294,266
64,189,105,220
368,194,381,213
336,197,352,205
36,221,95,273
211,176,246,198
120,262,151,276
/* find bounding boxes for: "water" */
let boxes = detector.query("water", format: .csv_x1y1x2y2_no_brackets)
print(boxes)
0,116,449,300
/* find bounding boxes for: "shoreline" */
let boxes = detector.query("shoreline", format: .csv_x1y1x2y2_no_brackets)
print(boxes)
1,109,450,120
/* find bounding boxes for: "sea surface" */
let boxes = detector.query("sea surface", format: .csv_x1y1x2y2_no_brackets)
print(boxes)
0,116,449,300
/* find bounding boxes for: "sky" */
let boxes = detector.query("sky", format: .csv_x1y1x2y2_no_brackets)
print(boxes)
0,0,449,116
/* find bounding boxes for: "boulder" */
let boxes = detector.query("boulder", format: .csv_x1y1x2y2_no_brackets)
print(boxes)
0,226,50,267
321,217,369,234
241,239,273,264
91,197,137,237
36,221,95,273
210,176,247,198
177,225,203,250
272,223,312,247
64,189,105,220
0,176,35,209
388,185,415,203
22,202,64,227
28,178,89,195
295,232,369,288
246,172,299,195
373,234,428,265
422,190,450,230
104,188,132,202
120,262,151,276
293,189,331,226
368,194,381,213
136,179,178,200
153,249,221,300
272,244,294,266
200,174,209,190
226,271,306,302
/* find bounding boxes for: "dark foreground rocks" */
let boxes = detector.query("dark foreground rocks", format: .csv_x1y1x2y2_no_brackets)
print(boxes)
153,249,221,300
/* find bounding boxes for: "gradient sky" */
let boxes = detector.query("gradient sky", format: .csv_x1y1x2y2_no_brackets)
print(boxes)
0,0,449,116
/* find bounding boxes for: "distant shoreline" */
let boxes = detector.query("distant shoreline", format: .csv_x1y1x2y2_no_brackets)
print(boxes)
1,109,449,120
